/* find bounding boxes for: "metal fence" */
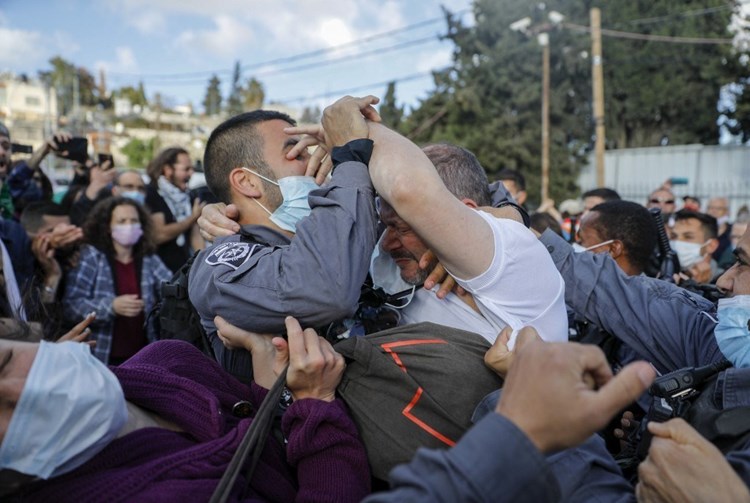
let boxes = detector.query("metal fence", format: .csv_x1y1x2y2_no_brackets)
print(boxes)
579,144,750,218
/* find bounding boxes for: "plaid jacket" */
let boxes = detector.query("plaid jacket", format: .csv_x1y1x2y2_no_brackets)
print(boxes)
63,245,172,363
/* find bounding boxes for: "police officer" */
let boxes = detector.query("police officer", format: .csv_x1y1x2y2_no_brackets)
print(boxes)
189,99,381,378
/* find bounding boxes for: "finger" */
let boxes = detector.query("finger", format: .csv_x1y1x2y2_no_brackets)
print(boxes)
287,135,319,161
648,417,701,444
272,337,290,369
284,316,306,366
423,262,444,291
302,327,323,361
419,249,437,270
513,327,541,352
435,276,455,300
305,145,328,179
284,125,322,136
354,95,380,108
317,156,333,184
363,106,382,123
590,361,655,419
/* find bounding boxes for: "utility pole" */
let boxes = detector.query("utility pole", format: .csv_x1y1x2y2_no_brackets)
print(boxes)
510,8,564,203
540,33,550,202
591,7,606,187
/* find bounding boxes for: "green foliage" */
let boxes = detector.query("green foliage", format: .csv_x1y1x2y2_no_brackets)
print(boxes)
379,82,405,129
38,56,100,116
121,137,156,168
115,82,148,107
406,0,746,205
300,105,321,123
226,61,243,116
203,75,222,116
243,77,265,110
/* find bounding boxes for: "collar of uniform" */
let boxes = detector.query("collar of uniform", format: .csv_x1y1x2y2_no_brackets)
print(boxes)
239,224,291,247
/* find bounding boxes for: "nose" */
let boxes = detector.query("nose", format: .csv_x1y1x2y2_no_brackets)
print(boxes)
716,265,735,295
381,228,400,253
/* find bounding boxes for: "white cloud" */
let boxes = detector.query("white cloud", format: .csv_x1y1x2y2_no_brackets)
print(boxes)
175,15,254,59
95,46,139,73
0,27,45,68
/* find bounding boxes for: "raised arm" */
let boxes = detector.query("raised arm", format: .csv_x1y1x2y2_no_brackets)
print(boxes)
365,122,493,281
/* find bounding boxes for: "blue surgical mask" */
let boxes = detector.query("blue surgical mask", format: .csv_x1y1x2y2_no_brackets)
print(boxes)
121,190,146,206
715,296,750,368
0,341,127,479
243,168,318,233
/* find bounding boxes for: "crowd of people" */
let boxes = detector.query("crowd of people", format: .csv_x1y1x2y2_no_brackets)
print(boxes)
0,95,748,502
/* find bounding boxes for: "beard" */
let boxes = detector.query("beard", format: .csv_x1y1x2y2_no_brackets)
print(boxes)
389,250,430,286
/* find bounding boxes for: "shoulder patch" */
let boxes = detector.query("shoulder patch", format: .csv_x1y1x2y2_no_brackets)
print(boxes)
205,242,257,270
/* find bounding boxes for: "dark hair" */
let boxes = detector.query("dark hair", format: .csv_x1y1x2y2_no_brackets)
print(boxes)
497,168,526,191
204,110,296,203
19,201,68,234
422,144,491,206
673,209,718,240
530,212,562,237
582,187,620,202
83,197,156,259
589,200,657,274
146,147,189,186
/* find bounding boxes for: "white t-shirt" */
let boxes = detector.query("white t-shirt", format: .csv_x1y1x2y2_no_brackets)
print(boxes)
370,210,567,347
452,210,567,347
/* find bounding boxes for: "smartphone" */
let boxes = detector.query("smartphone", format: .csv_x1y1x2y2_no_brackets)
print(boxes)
57,137,89,164
98,153,115,169
10,143,33,154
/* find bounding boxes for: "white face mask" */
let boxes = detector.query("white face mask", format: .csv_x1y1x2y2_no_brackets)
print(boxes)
670,239,710,269
370,232,414,295
572,239,615,254
0,341,127,479
717,215,730,227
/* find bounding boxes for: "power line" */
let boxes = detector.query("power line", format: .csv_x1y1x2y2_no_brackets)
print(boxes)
109,34,444,87
563,22,734,45
108,10,468,81
615,5,734,27
276,71,436,104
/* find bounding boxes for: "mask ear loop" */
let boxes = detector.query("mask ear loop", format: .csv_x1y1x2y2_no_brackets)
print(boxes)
385,285,417,309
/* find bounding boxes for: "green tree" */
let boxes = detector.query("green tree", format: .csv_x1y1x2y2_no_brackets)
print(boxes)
242,77,265,110
121,137,156,168
38,56,99,116
203,75,222,116
404,0,746,204
300,105,321,123
379,82,404,129
114,82,148,107
226,61,243,116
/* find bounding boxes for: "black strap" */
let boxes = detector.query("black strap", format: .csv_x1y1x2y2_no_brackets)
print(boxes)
209,366,289,503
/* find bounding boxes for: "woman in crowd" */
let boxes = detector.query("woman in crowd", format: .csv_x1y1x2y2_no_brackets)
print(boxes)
0,316,370,501
63,196,171,364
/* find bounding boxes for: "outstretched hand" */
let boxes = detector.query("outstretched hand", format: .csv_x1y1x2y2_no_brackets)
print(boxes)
496,333,655,453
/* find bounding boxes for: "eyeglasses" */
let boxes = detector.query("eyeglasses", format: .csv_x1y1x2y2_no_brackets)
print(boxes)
649,198,675,205
119,184,147,193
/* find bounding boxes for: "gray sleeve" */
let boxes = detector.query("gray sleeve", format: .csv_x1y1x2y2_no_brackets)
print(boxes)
540,229,723,373
189,161,377,334
364,413,560,503
488,181,530,227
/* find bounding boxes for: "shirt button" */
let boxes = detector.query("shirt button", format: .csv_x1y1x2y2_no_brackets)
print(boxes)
232,400,254,418
547,245,554,253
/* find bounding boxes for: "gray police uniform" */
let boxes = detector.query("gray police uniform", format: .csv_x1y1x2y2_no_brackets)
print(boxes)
189,161,377,378
541,229,750,489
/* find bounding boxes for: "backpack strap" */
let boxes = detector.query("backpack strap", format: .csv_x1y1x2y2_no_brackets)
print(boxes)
209,366,289,503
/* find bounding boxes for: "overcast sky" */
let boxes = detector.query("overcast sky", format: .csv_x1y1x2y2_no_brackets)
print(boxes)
0,0,474,112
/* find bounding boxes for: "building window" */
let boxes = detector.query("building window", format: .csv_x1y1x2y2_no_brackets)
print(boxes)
25,96,41,107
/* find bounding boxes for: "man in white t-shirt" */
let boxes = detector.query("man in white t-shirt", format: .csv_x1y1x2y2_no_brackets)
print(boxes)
359,130,566,346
